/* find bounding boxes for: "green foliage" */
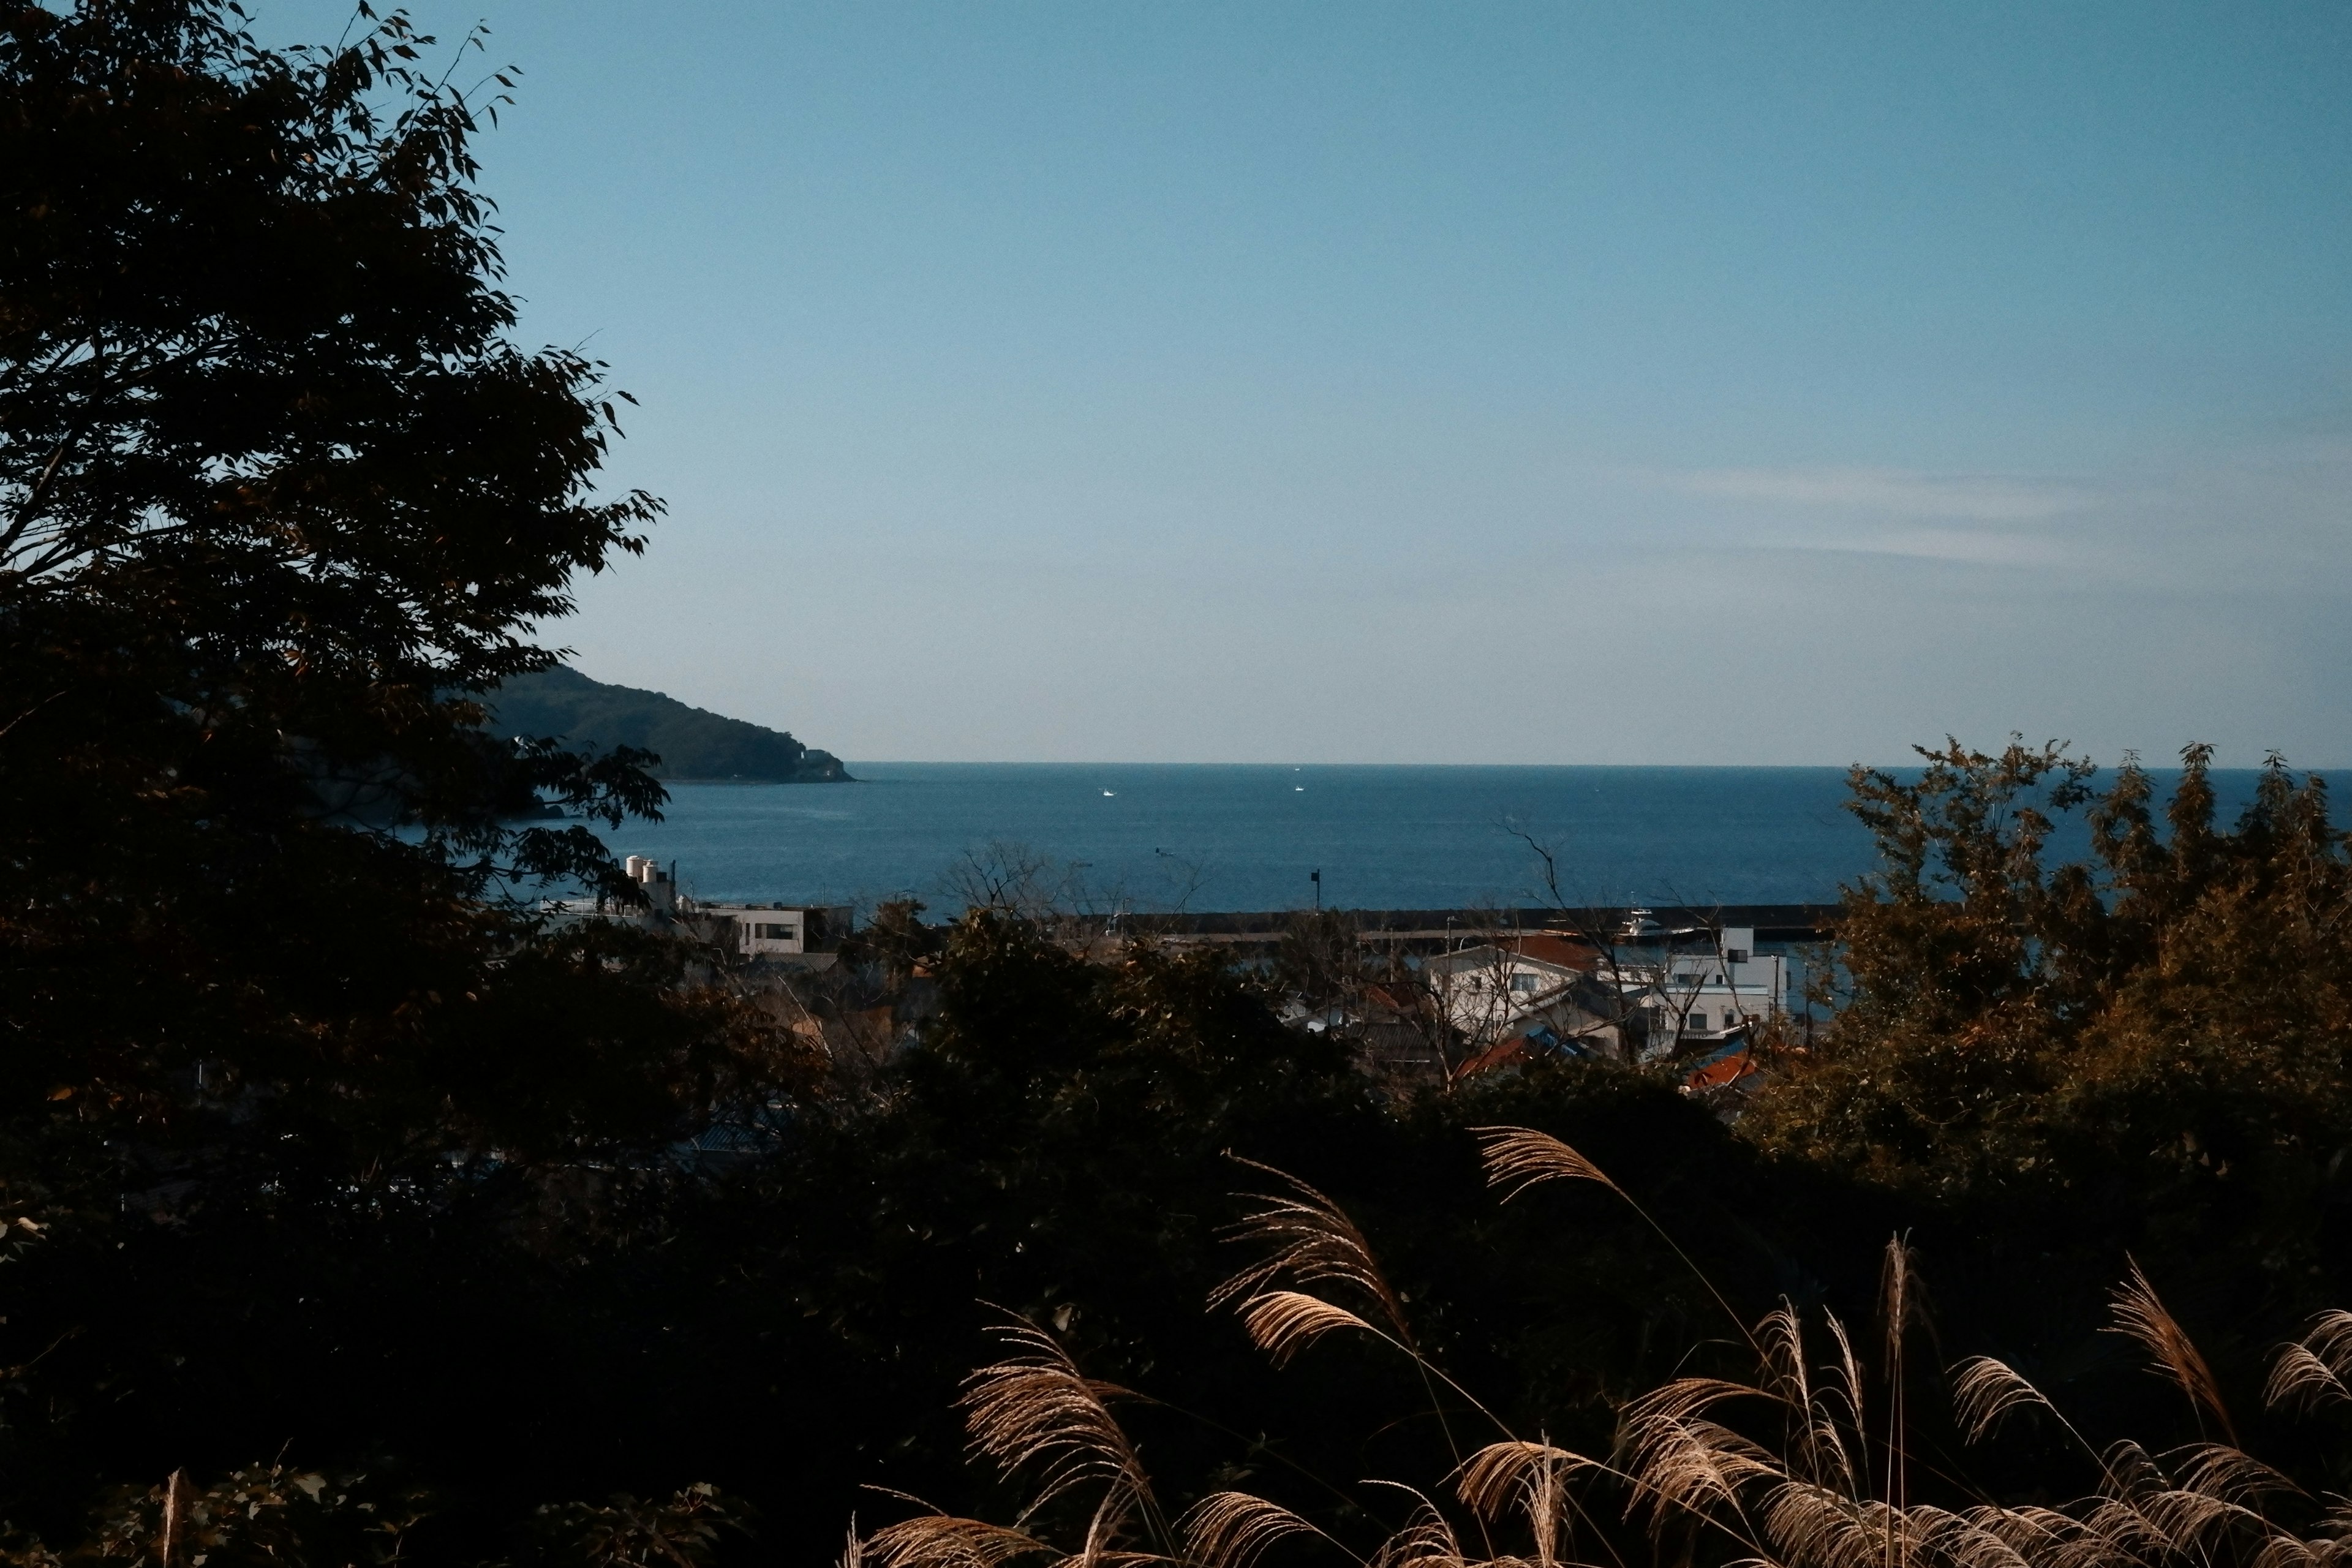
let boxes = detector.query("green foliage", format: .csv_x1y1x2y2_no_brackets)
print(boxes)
1743,739,2352,1420
0,3,809,1549
0,0,817,1191
1747,741,2352,1213
839,897,943,982
1270,910,1363,1011
530,1485,746,1568
0,1470,747,1568
488,666,848,783
0,1465,427,1568
1,0,662,872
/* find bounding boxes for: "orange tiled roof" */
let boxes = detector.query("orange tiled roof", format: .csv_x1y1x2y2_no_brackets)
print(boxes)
1510,932,1603,971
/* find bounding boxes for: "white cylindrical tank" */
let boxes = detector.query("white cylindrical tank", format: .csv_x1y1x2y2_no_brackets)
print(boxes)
624,854,647,880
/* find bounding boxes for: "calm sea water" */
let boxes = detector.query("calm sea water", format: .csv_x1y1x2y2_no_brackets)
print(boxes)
590,764,1860,911
576,763,2274,914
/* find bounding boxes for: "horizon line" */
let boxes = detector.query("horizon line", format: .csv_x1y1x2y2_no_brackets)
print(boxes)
790,757,2339,772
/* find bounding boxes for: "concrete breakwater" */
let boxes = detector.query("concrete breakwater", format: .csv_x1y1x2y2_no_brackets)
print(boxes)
1069,904,1839,951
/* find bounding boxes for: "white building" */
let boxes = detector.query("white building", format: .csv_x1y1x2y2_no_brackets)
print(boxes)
620,854,677,914
541,857,853,962
695,902,852,959
1614,927,1789,1056
1424,933,1619,1054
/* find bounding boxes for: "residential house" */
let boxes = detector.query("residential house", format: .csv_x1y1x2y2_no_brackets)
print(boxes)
1425,932,1622,1058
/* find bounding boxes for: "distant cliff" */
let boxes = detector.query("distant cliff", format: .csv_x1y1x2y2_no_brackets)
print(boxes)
488,666,851,783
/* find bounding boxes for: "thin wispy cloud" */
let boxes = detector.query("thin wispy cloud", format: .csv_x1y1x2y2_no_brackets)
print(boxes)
1638,446,2351,584
1670,466,2095,522
1796,526,2065,567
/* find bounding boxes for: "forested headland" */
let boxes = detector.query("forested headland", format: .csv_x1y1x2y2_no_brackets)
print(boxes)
488,666,848,784
4,6,2350,1568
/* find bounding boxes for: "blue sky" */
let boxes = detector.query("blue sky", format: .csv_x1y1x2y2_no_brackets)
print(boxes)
282,2,2350,763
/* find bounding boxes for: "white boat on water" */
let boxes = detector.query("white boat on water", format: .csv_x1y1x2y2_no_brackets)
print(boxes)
1617,907,1667,941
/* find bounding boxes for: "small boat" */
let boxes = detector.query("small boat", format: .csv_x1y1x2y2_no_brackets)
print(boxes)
1102,790,1115,797
1618,907,1666,941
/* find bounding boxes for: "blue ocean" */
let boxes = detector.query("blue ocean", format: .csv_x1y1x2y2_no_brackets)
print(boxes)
582,764,2293,915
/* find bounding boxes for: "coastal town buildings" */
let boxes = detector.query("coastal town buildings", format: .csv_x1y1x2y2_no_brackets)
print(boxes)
1427,926,1790,1057
1418,923,1794,1094
1423,933,1621,1056
695,900,853,959
552,858,1806,1097
548,855,851,966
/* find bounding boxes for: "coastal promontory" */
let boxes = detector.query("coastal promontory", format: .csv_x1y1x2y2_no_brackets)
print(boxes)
489,666,851,782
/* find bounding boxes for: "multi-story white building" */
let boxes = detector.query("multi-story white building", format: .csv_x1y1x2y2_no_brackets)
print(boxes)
1613,927,1789,1057
544,856,852,963
695,901,851,959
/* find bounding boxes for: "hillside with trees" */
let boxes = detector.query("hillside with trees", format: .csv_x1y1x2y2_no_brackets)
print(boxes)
489,665,850,782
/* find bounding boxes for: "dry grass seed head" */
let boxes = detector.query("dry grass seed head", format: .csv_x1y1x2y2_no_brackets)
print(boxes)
1951,1359,2059,1446
1624,1378,1773,1427
1948,1507,2066,1568
1759,1480,1885,1568
2136,1487,2267,1557
2092,1441,2172,1511
1616,1381,1781,1529
2064,1499,2168,1568
2253,1535,2328,1568
2302,1311,2352,1377
1909,1506,2003,1568
1800,1415,1861,1504
1820,1313,1868,1439
2171,1443,2301,1508
1755,1305,1857,1493
1237,1291,1379,1368
1974,1507,2080,1550
2252,1533,2352,1568
1471,1128,1623,1202
1926,1506,2064,1568
1365,1489,1468,1568
1619,1414,1784,1532
864,1516,1056,1568
2267,1313,2352,1413
1760,1305,1811,1409
2043,1528,2133,1568
2264,1347,2348,1415
1754,1312,1867,1503
1213,1161,1410,1341
1071,1495,1159,1568
1454,1441,1602,1568
1177,1493,1322,1568
1879,1236,1932,1374
2107,1264,2236,1445
959,1319,1152,1521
